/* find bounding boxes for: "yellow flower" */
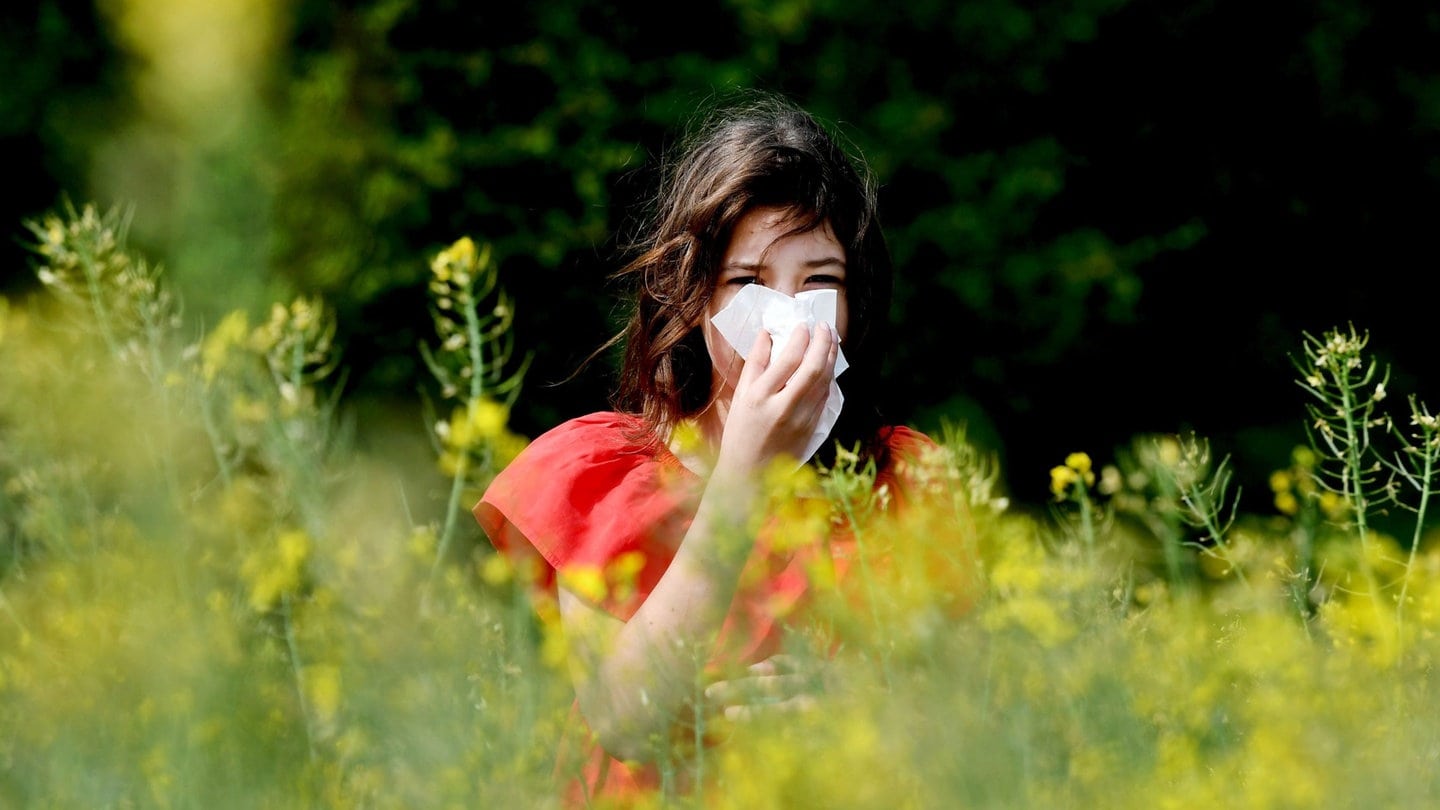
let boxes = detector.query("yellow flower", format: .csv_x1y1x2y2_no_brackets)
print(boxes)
768,494,830,553
1050,465,1078,500
606,550,648,605
408,526,437,560
242,529,312,612
558,565,608,604
538,610,569,670
444,397,511,451
490,430,530,471
1051,452,1096,501
669,419,704,457
1318,490,1347,520
467,397,509,441
1269,469,1292,493
1274,490,1299,516
200,309,249,382
431,236,481,281
480,551,512,587
1291,445,1317,468
303,664,342,727
249,302,288,354
983,594,1075,647
1155,435,1181,467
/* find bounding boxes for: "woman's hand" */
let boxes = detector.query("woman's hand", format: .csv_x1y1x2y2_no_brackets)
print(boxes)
717,322,838,472
702,654,824,722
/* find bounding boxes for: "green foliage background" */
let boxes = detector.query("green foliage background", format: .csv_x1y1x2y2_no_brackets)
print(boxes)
6,0,1440,507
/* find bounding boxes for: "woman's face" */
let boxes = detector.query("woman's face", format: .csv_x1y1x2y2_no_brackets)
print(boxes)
703,205,849,397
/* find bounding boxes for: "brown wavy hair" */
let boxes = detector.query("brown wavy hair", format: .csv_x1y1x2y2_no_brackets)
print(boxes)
600,89,895,468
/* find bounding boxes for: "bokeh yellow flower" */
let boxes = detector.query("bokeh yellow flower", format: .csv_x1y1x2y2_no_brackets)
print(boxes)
200,309,249,382
1050,464,1078,499
242,528,312,612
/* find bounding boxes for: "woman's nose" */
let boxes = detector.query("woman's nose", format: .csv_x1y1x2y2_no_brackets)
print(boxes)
772,278,800,297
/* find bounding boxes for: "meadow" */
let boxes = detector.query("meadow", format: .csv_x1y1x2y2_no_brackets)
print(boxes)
3,202,1439,808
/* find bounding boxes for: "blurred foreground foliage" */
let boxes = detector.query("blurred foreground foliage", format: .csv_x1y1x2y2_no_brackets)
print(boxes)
5,203,1440,807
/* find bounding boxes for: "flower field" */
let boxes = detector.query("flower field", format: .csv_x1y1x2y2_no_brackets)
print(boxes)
3,204,1439,808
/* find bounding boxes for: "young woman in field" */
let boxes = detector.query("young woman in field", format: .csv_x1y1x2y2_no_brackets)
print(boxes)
473,89,939,804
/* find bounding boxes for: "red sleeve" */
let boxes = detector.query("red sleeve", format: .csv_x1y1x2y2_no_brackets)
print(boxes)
874,425,942,513
472,412,699,620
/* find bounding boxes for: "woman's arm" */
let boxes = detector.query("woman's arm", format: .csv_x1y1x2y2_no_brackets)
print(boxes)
560,321,838,763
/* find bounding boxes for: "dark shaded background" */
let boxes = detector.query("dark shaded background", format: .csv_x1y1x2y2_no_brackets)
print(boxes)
4,0,1437,512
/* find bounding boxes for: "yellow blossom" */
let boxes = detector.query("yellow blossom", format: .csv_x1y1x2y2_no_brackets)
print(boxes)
606,551,647,605
1318,490,1347,520
1050,465,1078,499
446,397,510,450
303,663,342,727
242,529,312,612
1269,469,1292,493
231,395,269,424
408,526,436,560
1274,490,1299,516
200,309,249,382
1050,452,1096,501
558,565,608,604
538,612,568,670
432,236,478,279
480,551,512,587
669,419,705,457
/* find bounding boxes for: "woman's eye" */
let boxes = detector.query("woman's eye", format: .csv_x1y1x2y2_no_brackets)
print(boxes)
727,276,759,286
806,275,844,286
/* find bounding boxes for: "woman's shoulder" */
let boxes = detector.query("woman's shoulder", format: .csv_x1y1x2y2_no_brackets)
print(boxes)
878,424,940,462
532,410,643,442
474,410,697,619
871,425,942,509
486,411,683,497
515,411,663,461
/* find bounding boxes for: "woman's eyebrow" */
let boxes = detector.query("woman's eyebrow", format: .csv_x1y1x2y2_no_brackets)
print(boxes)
724,256,845,271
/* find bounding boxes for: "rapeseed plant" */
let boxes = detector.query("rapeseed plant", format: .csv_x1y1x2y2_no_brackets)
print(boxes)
1050,450,1102,557
1292,325,1440,661
1381,395,1440,637
1294,325,1388,600
419,236,531,585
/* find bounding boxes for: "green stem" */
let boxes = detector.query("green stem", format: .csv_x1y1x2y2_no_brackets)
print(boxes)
429,453,471,597
1332,376,1386,621
1198,511,1248,588
1395,447,1436,644
281,594,318,762
430,295,488,598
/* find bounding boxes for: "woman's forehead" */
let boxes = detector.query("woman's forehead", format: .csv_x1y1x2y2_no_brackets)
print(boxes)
727,207,838,256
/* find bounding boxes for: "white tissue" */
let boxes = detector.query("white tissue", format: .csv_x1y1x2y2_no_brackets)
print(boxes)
709,285,847,463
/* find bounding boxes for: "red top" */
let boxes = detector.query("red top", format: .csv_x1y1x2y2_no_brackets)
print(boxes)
473,411,937,805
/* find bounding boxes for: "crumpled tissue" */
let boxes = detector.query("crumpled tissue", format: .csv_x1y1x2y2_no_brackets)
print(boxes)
709,284,847,463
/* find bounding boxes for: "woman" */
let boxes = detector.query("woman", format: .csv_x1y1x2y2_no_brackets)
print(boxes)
474,88,937,804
